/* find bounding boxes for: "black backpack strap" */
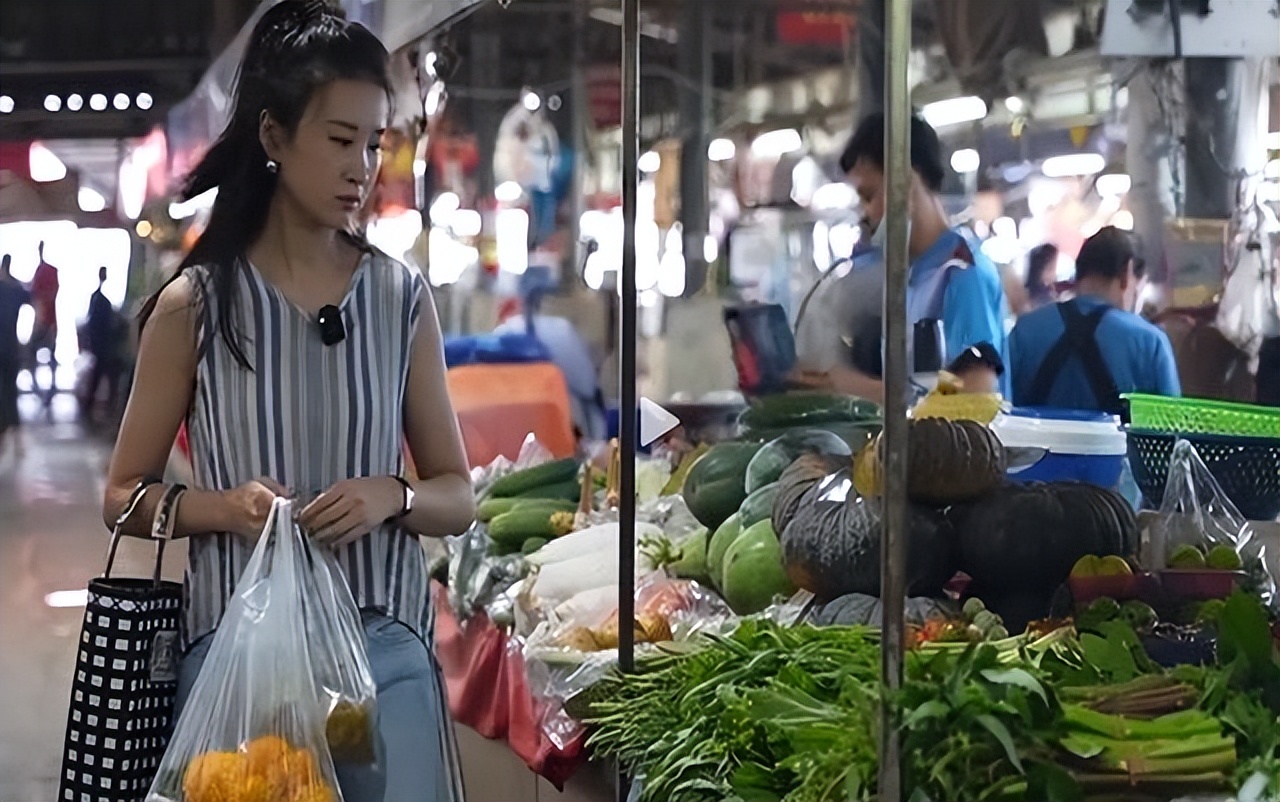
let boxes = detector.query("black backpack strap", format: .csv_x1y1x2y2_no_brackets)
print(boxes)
1025,301,1124,413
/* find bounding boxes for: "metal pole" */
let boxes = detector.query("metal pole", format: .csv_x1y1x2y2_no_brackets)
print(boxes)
617,0,640,796
877,0,911,799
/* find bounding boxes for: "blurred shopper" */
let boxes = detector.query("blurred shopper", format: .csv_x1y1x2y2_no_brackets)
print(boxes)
29,240,60,409
80,267,124,426
102,3,470,800
1010,226,1180,414
1018,243,1061,314
792,112,1010,401
0,254,31,455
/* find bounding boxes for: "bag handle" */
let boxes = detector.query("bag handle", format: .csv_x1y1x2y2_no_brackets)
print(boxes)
103,478,173,586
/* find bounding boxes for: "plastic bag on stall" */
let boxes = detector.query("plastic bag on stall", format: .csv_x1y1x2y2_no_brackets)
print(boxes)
470,435,557,497
148,499,376,802
1153,440,1278,608
446,522,527,622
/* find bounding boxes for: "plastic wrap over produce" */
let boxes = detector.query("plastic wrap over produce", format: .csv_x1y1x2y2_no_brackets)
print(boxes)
521,575,733,749
445,524,526,623
1153,441,1277,609
147,500,375,802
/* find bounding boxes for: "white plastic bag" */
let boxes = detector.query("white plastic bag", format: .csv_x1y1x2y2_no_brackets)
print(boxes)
147,499,377,802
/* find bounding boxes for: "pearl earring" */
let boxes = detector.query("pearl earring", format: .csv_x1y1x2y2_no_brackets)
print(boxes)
266,159,279,174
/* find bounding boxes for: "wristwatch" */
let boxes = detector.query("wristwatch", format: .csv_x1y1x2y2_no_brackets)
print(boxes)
390,476,415,520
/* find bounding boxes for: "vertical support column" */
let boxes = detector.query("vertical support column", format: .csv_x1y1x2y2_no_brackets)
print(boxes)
678,0,710,295
858,0,887,120
617,0,640,781
1126,64,1179,284
570,1,590,281
1184,58,1247,219
877,0,911,799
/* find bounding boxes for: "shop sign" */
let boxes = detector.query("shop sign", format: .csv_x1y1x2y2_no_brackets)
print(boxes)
776,10,856,47
586,64,622,130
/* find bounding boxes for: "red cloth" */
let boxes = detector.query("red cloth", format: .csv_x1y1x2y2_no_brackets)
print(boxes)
432,583,586,788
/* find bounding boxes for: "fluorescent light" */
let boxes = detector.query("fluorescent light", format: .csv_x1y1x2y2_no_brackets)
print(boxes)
168,187,218,220
810,182,857,211
1096,173,1132,197
66,94,84,112
1042,153,1106,178
950,148,981,174
1004,96,1025,115
29,143,67,182
521,90,541,112
707,138,736,162
136,92,153,110
44,589,89,608
424,84,445,116
496,208,529,274
412,158,427,177
704,234,719,264
44,94,62,112
0,95,12,114
638,150,661,173
921,96,987,127
89,93,107,111
751,129,802,159
428,192,460,226
78,187,107,212
450,209,482,238
495,181,523,203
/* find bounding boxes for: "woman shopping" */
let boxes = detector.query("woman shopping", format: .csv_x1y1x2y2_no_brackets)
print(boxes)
102,3,475,800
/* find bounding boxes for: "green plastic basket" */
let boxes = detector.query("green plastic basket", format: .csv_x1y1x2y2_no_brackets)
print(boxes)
1123,393,1280,438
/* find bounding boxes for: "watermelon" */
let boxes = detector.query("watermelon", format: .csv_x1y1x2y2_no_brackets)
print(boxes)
708,513,743,591
744,429,852,494
721,519,795,615
683,442,761,530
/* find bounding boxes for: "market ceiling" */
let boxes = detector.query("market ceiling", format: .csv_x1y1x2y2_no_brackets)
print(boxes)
0,0,260,142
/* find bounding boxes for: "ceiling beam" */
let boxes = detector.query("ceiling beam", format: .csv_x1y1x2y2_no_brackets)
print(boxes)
0,57,207,77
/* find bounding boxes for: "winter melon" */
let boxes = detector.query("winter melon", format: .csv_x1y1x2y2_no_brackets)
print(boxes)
721,520,795,615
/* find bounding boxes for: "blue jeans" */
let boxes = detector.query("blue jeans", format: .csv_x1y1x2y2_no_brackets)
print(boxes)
176,614,462,802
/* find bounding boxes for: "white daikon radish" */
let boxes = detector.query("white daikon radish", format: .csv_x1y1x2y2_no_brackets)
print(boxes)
526,522,662,567
553,585,620,626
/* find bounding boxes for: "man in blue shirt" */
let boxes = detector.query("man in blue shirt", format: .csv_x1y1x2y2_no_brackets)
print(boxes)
1010,226,1180,413
793,112,1010,401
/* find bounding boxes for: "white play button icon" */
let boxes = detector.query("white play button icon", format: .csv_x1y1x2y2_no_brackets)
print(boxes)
639,398,681,447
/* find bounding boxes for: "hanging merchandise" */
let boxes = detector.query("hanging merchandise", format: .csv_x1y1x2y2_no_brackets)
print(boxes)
1215,187,1280,370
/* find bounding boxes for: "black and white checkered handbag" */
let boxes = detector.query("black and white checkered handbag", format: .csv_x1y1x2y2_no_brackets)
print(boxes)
58,484,182,802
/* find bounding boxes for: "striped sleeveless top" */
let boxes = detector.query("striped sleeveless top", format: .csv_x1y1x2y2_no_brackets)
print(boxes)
182,250,434,645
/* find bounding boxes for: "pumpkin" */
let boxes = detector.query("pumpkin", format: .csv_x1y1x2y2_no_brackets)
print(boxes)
778,470,957,600
854,418,1006,506
744,429,851,494
771,452,849,535
807,593,956,627
951,482,1136,595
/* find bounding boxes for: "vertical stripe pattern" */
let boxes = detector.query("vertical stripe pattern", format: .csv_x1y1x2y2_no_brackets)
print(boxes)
183,252,435,646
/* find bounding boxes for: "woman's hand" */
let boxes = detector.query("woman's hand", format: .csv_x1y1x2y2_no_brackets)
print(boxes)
788,363,885,404
299,477,402,548
221,478,289,542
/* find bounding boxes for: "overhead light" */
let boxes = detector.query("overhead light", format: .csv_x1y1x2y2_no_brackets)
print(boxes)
29,142,67,182
495,181,523,203
751,128,802,159
113,93,130,111
1264,159,1280,180
921,96,987,127
704,234,719,265
1096,173,1132,197
810,182,857,212
135,220,153,238
424,51,439,78
89,93,108,111
44,94,62,112
168,187,218,220
1267,131,1280,150
136,92,153,110
424,83,445,116
1111,210,1135,230
521,90,541,112
0,95,12,114
412,158,427,177
78,187,107,213
707,138,736,162
66,94,83,112
950,148,981,174
1004,96,1025,115
496,208,530,274
428,192,460,226
1042,153,1106,178
638,150,661,173
450,209,483,238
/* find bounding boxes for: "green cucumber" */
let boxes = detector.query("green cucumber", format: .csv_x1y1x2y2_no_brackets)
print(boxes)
487,458,580,498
